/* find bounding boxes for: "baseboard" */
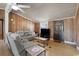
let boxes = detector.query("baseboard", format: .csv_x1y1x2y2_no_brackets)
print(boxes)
76,46,79,50
64,41,76,45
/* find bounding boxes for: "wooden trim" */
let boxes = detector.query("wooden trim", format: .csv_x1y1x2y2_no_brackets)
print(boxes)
0,19,3,39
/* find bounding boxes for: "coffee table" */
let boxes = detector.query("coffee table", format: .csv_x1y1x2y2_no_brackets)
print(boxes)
25,45,46,56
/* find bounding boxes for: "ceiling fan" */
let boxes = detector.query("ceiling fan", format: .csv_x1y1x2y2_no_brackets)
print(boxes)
11,3,31,13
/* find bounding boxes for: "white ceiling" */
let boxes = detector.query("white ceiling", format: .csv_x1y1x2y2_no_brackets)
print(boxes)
17,3,77,22
0,3,77,22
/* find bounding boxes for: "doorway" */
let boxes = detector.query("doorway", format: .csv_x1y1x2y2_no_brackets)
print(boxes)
0,19,3,39
53,20,64,42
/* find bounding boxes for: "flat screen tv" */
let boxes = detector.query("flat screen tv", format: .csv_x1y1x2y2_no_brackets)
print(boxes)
41,28,50,38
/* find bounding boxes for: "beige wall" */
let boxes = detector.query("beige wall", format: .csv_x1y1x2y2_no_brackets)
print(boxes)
48,21,54,39
64,18,76,42
76,7,79,46
64,6,79,45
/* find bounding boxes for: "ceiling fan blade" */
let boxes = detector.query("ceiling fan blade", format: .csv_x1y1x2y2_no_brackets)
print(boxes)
18,8,24,13
11,3,24,13
17,5,31,8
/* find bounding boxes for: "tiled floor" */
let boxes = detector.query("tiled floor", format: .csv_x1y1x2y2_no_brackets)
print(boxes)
0,39,79,56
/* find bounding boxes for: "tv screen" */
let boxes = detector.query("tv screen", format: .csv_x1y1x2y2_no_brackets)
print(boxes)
41,28,50,38
41,28,50,34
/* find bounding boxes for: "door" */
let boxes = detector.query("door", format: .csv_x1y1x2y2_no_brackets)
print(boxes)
53,20,64,41
0,19,3,39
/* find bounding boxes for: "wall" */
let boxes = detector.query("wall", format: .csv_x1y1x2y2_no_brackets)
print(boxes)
9,12,34,32
48,21,54,39
64,18,76,43
40,21,48,29
76,7,79,47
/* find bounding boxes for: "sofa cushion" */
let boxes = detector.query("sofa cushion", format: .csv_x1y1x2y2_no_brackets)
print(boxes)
16,36,29,43
10,33,19,40
16,31,24,36
7,35,20,56
14,39,26,55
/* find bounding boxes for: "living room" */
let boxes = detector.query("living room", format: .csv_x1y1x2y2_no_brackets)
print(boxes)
0,3,79,56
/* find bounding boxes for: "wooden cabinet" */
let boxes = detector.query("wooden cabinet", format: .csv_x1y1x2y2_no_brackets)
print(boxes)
34,22,40,33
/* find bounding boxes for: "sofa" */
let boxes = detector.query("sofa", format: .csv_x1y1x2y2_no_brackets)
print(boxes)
16,31,36,41
7,32,45,56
